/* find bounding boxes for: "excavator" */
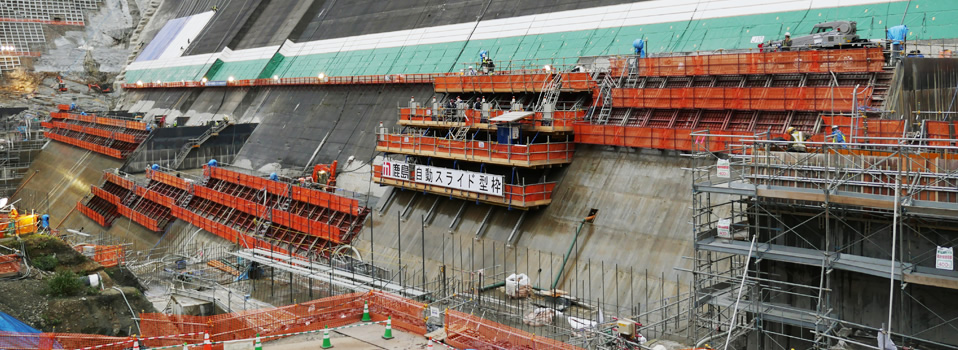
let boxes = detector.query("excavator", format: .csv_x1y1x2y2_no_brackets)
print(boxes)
55,75,67,92
311,160,338,192
87,83,113,93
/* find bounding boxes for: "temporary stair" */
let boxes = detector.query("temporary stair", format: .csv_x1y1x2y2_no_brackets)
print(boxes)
170,121,230,170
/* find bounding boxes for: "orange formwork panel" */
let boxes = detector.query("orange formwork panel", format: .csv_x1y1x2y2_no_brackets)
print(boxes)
572,123,748,152
205,166,362,216
822,115,905,144
610,47,885,77
44,131,125,159
48,120,144,143
134,186,177,208
445,310,584,350
925,121,957,147
434,73,554,93
116,203,163,232
77,201,112,227
145,168,190,189
376,134,574,166
612,86,869,112
169,205,292,256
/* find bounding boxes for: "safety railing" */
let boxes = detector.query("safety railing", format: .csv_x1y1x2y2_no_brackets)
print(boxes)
43,131,125,159
46,120,146,143
445,309,583,350
372,165,557,208
609,47,885,77
398,107,584,130
611,86,869,112
573,123,757,152
205,166,363,217
376,133,574,166
51,112,148,131
121,73,454,89
72,244,126,268
823,115,905,144
434,72,595,93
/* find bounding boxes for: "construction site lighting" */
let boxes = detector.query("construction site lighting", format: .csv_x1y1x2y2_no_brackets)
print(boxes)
318,72,326,81
544,64,552,71
227,76,235,82
136,80,143,86
201,77,208,83
273,75,279,80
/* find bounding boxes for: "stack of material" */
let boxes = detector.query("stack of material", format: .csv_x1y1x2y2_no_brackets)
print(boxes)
523,308,561,326
505,273,532,298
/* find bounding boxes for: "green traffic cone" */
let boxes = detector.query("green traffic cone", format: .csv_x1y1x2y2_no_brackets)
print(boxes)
361,301,371,322
254,333,262,350
321,325,333,349
382,316,394,340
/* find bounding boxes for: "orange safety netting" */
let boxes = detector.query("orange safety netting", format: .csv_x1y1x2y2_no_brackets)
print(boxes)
925,121,958,147
0,255,21,276
445,310,584,350
611,86,869,112
610,47,885,77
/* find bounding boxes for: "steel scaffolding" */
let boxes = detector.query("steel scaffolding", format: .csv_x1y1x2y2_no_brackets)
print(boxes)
689,132,958,350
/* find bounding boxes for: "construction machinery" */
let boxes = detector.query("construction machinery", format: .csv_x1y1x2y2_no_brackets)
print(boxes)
55,75,67,92
311,160,338,191
87,83,113,93
764,21,878,50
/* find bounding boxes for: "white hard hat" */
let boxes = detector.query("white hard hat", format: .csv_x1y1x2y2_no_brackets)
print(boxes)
785,32,791,36
469,66,474,68
831,125,839,129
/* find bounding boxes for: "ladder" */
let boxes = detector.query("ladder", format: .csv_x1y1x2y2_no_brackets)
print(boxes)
170,121,230,170
594,74,617,124
537,73,563,112
449,125,470,141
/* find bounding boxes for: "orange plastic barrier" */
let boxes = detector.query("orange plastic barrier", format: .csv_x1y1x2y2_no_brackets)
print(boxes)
611,86,869,112
373,165,557,208
610,47,885,77
0,255,22,277
205,166,361,216
445,309,584,350
44,131,124,159
376,134,575,166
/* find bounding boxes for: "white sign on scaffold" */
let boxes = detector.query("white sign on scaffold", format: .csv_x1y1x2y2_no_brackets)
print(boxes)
381,159,505,197
716,159,731,178
937,246,954,271
717,219,732,238
430,307,441,318
750,36,766,44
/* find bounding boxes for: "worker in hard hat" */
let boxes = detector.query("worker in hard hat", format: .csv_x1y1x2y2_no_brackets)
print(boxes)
785,127,806,152
467,66,477,75
782,32,793,51
829,125,847,148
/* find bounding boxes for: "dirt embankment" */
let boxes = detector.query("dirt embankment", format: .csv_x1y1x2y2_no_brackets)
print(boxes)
0,235,155,336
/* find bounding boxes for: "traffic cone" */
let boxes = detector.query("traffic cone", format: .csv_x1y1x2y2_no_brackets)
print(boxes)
254,333,262,350
382,316,394,340
321,325,333,349
427,337,434,349
132,337,140,350
361,301,371,322
203,332,212,350
183,342,189,350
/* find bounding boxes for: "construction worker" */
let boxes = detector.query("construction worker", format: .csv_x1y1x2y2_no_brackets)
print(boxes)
782,32,793,51
785,127,806,152
467,66,477,75
829,125,847,148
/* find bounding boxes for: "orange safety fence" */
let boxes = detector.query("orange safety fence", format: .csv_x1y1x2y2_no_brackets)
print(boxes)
51,112,148,131
609,47,885,77
43,132,124,159
445,309,584,350
205,166,361,216
376,134,575,166
76,201,111,227
104,172,135,190
399,108,583,129
72,244,126,268
822,115,905,144
46,121,144,144
373,165,557,208
145,168,190,189
0,332,132,350
926,121,958,147
116,203,163,232
611,86,869,112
